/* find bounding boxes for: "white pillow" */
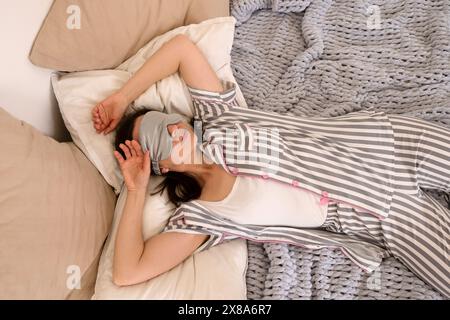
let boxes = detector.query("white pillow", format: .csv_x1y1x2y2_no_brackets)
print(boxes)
92,180,248,300
52,16,249,300
52,16,248,194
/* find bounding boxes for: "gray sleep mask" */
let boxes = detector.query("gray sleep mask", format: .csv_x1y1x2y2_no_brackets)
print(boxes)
138,111,185,175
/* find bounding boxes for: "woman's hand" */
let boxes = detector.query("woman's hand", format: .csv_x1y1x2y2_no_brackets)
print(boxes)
92,91,129,135
114,140,151,192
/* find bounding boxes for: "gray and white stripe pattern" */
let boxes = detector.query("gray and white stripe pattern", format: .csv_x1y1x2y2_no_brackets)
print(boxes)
165,200,389,272
162,82,449,297
323,114,450,296
383,115,449,297
196,102,396,220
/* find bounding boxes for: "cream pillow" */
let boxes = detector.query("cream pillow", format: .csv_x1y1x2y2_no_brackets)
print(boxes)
92,181,248,300
52,17,247,193
53,16,249,299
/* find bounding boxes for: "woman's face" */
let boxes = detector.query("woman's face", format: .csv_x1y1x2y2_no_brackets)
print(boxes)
132,115,198,171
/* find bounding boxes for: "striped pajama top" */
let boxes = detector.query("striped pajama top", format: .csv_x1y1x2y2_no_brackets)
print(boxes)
162,80,395,272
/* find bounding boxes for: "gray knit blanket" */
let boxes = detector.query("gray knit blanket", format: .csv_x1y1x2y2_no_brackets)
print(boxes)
229,0,450,299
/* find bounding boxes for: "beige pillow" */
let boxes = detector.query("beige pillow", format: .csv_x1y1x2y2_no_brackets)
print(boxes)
0,107,116,299
29,0,230,71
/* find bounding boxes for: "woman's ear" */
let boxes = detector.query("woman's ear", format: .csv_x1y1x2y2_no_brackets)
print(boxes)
167,123,178,136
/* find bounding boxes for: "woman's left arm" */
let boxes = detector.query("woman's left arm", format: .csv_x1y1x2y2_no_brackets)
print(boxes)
112,140,209,286
112,140,149,282
113,187,146,283
119,34,224,107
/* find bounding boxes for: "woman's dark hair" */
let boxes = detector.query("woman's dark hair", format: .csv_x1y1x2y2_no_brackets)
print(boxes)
114,110,201,207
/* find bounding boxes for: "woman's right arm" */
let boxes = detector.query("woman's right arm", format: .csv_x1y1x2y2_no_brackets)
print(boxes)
92,34,223,134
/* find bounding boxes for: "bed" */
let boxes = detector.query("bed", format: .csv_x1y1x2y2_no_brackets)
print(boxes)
230,0,448,299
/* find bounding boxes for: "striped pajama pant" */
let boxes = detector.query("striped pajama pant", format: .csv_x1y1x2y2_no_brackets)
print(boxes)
323,114,450,297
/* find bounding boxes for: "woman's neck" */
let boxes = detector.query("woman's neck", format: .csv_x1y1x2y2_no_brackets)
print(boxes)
193,164,237,202
185,163,218,188
176,148,228,188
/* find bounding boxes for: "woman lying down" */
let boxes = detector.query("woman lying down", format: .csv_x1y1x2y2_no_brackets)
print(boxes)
92,34,450,297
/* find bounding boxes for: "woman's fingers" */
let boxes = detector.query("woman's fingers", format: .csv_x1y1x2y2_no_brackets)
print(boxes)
131,140,143,157
125,140,137,157
118,141,144,160
91,106,98,118
95,121,104,133
97,102,109,126
92,106,102,132
117,141,148,166
119,143,132,159
92,104,111,134
103,118,119,135
113,151,125,165
93,107,103,123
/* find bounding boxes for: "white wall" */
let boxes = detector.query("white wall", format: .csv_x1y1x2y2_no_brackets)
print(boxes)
0,0,70,141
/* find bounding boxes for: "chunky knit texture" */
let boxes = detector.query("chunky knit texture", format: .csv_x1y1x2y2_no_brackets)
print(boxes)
230,0,449,299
